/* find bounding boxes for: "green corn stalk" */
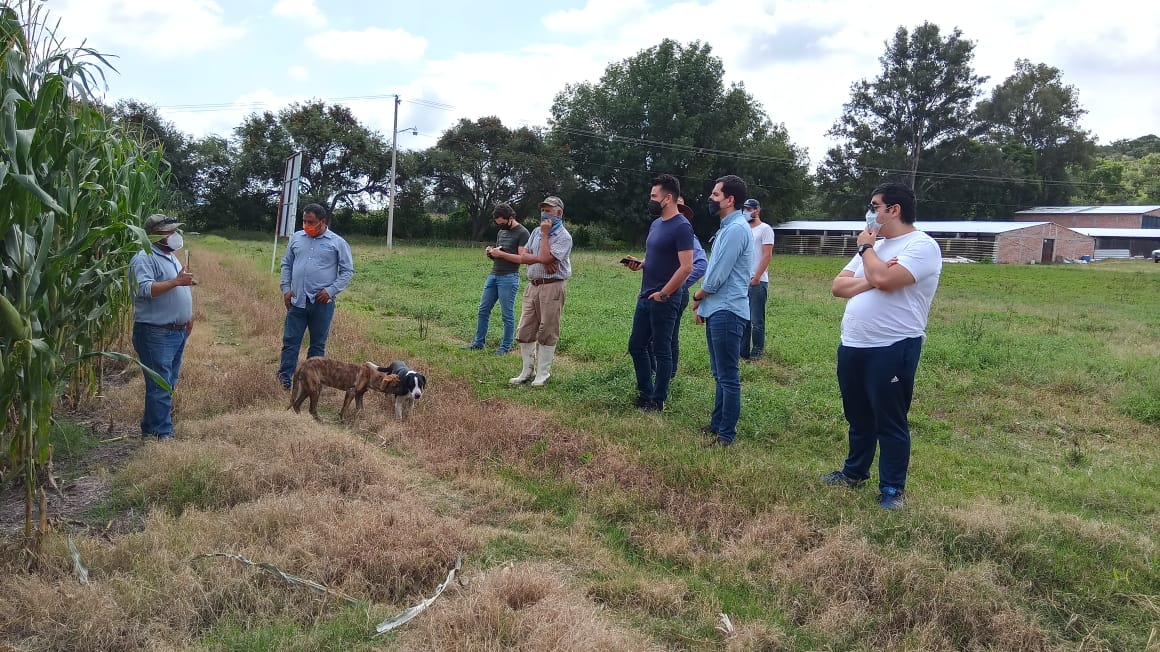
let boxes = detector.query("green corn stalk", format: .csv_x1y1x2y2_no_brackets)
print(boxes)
0,1,170,547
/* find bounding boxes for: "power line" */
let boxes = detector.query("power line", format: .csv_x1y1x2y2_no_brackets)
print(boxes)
149,94,1155,196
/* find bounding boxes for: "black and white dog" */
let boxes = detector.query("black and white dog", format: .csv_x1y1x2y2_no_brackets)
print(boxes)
381,360,426,419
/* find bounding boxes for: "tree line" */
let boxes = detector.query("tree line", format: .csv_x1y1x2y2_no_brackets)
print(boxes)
114,28,1160,244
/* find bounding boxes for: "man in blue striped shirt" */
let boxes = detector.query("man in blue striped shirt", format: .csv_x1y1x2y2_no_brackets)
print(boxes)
692,175,754,447
277,204,355,389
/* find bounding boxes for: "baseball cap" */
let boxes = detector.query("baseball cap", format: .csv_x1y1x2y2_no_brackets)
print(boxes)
677,202,695,219
743,198,760,209
143,213,183,234
539,196,564,211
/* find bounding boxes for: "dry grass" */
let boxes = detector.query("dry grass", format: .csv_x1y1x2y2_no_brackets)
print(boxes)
781,528,1050,651
395,563,661,651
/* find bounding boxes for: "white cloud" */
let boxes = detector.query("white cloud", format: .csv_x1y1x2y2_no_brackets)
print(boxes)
306,28,427,63
271,0,327,27
53,0,245,57
288,65,309,81
160,88,309,140
542,0,650,32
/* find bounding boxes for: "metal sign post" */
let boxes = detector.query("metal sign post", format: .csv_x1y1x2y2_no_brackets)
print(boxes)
272,152,304,273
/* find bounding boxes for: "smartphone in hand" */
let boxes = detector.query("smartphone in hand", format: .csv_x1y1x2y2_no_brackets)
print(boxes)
619,257,631,265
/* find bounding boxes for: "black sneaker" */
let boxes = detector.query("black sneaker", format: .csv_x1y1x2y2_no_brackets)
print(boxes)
699,424,718,436
462,343,484,351
639,400,664,413
821,470,865,488
705,436,732,448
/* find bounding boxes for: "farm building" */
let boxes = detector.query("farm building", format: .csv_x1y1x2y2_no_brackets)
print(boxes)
1069,227,1160,259
1014,205,1160,229
774,220,1094,264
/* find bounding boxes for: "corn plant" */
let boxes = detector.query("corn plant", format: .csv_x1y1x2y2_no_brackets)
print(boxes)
0,1,169,548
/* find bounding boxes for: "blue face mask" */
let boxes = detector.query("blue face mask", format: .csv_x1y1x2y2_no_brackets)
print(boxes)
865,209,880,232
541,212,563,234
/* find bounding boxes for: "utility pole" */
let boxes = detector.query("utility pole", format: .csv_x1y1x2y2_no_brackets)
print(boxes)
387,94,400,252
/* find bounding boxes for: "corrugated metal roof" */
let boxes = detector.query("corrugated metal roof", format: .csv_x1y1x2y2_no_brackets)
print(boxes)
775,221,1160,239
1015,205,1160,214
775,220,1054,235
1071,227,1160,238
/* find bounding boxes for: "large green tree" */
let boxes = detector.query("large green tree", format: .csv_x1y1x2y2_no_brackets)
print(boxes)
549,39,810,240
817,23,987,217
975,59,1095,205
422,117,564,239
234,101,393,216
107,99,197,208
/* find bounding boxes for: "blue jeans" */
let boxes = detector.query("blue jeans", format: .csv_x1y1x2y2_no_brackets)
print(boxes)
629,295,681,404
836,337,924,493
471,273,520,350
652,289,690,379
741,281,768,358
706,310,745,442
278,300,336,384
132,322,189,437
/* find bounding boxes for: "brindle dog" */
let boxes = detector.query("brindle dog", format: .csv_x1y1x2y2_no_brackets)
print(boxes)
289,357,399,421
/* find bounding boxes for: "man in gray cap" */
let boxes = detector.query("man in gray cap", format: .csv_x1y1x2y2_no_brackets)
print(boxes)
741,198,775,361
488,196,572,386
129,213,196,440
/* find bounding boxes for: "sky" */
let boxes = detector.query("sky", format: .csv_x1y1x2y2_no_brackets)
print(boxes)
46,0,1160,172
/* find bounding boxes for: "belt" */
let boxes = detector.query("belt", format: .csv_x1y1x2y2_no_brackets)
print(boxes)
529,278,563,286
145,322,188,330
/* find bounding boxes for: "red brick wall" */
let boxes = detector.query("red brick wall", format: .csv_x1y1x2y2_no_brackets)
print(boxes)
1014,213,1142,228
996,223,1094,263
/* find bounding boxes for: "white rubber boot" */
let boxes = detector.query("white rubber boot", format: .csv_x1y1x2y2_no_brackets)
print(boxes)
509,342,537,384
531,345,555,386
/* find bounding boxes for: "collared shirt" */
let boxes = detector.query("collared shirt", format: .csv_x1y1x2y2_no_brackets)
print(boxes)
280,228,355,308
526,224,573,281
130,245,193,326
696,210,754,320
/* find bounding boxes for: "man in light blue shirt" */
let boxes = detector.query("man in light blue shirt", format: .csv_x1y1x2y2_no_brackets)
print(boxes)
692,175,754,447
277,203,355,389
130,213,196,439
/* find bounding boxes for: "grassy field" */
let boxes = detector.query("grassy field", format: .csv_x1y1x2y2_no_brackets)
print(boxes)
2,234,1157,651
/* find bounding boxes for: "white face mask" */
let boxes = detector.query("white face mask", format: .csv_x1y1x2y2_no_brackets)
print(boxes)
163,232,184,251
865,209,880,232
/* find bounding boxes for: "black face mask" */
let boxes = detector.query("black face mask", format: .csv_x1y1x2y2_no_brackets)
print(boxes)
496,219,513,230
647,200,663,217
706,199,721,218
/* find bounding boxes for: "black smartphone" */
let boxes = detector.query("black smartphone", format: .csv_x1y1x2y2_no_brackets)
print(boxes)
619,257,631,265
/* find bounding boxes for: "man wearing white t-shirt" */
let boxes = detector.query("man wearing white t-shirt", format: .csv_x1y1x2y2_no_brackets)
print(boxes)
740,198,775,361
823,183,942,510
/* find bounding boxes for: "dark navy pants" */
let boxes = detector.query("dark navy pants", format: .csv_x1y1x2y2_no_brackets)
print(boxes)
837,337,924,493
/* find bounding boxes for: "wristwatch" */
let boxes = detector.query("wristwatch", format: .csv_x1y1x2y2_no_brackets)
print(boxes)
858,243,873,256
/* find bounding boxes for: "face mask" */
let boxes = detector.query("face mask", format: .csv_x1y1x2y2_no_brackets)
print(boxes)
541,212,563,234
496,219,511,230
745,210,758,222
706,199,721,218
865,209,880,232
647,200,663,217
162,232,183,251
303,222,324,238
